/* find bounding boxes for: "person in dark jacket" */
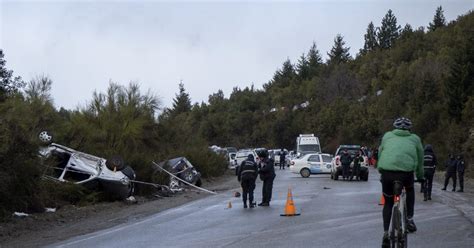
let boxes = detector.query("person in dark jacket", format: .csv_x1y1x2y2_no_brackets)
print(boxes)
372,148,379,168
237,154,258,208
257,149,275,206
442,154,457,191
422,144,437,200
340,149,352,181
351,152,363,181
456,155,465,192
279,149,286,170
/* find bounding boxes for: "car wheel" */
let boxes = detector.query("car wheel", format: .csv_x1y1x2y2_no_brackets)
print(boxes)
195,178,202,187
300,168,310,178
182,171,194,183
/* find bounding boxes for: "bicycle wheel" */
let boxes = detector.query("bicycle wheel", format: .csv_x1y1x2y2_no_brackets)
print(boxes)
401,200,408,248
390,206,401,247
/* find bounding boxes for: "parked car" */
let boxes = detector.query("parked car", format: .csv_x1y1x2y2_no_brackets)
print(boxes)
224,147,238,154
228,152,238,169
330,145,369,181
290,153,333,178
269,149,288,166
234,149,258,174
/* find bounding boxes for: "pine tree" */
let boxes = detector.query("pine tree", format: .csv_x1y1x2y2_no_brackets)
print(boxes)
171,82,192,115
377,9,401,49
270,59,295,88
308,42,323,67
428,6,446,32
0,50,23,101
307,42,323,78
296,53,310,80
361,22,378,54
327,34,351,64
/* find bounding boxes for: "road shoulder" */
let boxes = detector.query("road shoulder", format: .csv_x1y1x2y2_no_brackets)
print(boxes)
0,171,239,248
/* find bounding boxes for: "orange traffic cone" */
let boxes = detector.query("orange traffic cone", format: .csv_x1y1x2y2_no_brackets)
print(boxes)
227,201,232,209
378,194,385,205
280,187,300,217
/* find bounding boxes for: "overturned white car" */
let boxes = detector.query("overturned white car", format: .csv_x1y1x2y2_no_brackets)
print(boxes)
39,143,136,200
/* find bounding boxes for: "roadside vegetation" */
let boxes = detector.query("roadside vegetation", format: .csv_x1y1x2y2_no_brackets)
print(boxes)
0,7,472,220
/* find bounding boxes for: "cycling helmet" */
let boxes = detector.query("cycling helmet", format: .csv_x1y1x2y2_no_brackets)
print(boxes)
38,131,52,143
393,117,412,130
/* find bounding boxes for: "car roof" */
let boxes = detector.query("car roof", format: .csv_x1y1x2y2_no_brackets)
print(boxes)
338,145,361,149
300,153,332,157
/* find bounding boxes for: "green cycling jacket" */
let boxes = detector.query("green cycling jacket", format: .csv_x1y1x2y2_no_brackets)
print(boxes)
377,129,424,180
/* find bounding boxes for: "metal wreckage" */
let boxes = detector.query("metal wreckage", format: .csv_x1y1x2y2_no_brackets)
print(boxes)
38,131,212,201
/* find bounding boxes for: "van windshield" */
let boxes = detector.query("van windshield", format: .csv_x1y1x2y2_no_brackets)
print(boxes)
299,145,320,153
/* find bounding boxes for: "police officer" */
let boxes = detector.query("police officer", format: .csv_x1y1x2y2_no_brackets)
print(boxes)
257,149,275,207
279,149,286,170
237,154,258,208
457,155,465,193
351,152,363,181
442,154,457,191
422,144,437,201
340,149,352,181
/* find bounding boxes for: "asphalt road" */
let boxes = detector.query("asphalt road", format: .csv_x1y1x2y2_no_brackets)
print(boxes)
52,167,474,248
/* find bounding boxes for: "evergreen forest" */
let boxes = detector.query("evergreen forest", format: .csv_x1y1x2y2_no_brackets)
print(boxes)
0,7,472,219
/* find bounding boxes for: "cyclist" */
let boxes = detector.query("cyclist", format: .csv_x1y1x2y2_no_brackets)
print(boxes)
377,117,424,248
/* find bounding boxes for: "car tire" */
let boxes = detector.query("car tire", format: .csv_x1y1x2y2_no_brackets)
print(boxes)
182,171,194,183
195,178,202,187
105,155,126,171
300,168,310,178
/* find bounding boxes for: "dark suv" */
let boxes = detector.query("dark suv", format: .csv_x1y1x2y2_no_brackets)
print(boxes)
330,145,369,181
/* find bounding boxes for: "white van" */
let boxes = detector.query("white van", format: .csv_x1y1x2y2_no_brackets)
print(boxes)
296,134,321,157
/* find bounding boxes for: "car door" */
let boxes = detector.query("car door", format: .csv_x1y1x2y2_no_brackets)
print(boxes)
321,154,333,172
307,155,322,173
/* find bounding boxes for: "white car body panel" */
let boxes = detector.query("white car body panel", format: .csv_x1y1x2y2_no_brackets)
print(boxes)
290,153,333,176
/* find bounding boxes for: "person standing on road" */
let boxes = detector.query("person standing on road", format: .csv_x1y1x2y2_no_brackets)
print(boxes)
351,152,363,181
257,149,276,207
442,154,457,191
279,149,286,170
456,155,465,193
237,154,258,208
377,117,424,248
422,144,437,201
372,148,379,167
340,149,352,181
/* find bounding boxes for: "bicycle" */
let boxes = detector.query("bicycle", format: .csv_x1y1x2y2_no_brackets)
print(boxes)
388,179,423,248
388,180,408,248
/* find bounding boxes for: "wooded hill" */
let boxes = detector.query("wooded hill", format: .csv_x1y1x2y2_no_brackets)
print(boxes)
0,7,472,219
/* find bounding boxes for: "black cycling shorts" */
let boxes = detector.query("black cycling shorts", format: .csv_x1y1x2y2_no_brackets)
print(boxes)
380,170,414,197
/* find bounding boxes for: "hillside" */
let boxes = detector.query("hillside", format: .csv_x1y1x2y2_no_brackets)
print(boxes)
0,8,472,219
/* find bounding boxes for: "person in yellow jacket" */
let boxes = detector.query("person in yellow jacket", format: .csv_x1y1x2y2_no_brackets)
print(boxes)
377,117,424,248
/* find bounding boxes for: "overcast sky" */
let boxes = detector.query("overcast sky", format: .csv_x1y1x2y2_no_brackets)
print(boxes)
1,0,473,110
